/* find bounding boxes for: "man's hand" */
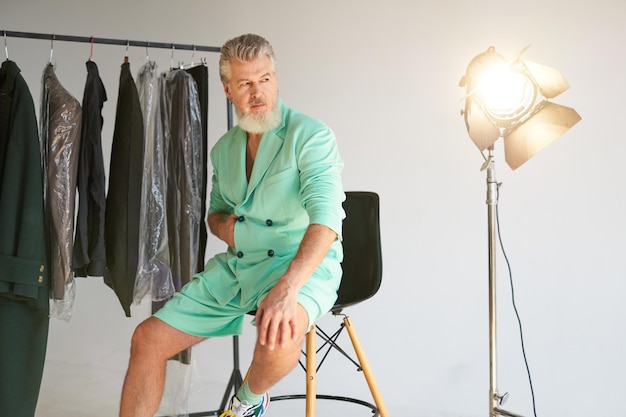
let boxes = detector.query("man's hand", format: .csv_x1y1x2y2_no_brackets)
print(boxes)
255,224,337,350
255,280,299,350
207,212,238,248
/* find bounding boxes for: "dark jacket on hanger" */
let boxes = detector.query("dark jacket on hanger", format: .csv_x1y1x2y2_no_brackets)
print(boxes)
0,59,50,417
105,61,144,317
40,63,82,301
73,60,107,277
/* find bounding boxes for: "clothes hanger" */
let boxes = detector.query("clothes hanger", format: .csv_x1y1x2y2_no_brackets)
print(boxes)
177,45,195,69
88,35,94,61
49,34,55,64
178,45,208,69
142,42,157,71
124,39,129,63
4,31,8,61
170,43,187,70
191,48,208,67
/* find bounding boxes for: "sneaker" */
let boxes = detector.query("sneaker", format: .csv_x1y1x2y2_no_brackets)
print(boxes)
219,392,270,417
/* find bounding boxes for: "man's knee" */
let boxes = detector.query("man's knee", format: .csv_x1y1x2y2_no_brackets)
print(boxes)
254,333,303,367
129,317,175,360
129,318,157,356
130,316,205,361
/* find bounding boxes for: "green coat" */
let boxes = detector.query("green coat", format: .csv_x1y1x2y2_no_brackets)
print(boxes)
0,60,49,417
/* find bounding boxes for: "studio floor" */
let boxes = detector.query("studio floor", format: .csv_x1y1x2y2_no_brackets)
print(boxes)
35,356,396,417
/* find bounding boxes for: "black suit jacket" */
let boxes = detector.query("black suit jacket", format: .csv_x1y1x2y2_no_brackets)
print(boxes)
105,62,144,317
73,60,108,277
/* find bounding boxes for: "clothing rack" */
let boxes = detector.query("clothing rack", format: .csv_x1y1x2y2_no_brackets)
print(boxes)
3,28,235,417
2,29,232,122
2,29,221,54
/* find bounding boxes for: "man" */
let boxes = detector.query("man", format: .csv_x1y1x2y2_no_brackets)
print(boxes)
119,33,345,417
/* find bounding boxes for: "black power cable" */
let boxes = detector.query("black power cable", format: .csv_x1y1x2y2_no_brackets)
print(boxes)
495,185,538,417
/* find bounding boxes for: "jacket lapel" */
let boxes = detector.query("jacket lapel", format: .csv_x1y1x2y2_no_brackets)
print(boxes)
246,129,284,199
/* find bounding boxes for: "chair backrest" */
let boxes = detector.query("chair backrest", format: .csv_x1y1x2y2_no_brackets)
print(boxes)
333,191,382,312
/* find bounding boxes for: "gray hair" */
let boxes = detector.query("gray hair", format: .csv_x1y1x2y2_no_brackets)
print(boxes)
219,34,276,83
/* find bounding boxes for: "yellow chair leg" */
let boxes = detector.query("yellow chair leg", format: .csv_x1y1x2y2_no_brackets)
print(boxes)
344,316,389,417
305,325,317,417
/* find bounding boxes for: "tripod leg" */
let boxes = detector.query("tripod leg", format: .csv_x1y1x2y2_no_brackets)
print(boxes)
188,336,245,416
343,316,389,417
218,336,244,412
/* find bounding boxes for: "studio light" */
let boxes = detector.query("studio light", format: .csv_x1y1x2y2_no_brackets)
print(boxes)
459,47,581,417
460,46,581,169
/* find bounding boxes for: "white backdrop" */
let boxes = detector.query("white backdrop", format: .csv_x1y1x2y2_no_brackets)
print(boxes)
2,0,625,416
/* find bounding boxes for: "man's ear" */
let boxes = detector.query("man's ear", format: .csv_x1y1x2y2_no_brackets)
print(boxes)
223,83,231,100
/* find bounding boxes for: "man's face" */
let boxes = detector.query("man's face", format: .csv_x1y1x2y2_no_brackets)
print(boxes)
223,55,280,133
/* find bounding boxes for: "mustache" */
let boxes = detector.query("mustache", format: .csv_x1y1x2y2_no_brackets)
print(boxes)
249,98,266,106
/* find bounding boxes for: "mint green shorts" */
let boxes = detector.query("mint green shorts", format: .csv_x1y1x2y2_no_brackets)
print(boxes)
153,261,341,337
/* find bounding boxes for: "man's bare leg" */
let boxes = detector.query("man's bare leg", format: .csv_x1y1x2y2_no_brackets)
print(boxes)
246,304,310,395
119,317,206,417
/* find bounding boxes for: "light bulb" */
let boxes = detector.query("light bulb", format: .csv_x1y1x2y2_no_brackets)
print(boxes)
479,67,536,123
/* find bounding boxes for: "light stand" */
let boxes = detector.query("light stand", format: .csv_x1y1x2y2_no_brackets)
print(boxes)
460,46,581,417
483,148,523,417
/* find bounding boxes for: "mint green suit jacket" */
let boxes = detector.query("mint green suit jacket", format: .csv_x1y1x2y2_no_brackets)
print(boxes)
205,101,345,311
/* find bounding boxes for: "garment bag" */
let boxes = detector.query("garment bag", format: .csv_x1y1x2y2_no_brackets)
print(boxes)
151,69,203,363
135,60,174,304
185,64,209,272
40,63,82,319
152,68,204,417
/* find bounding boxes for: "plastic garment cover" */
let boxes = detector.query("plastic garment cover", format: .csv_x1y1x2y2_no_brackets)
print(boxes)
153,69,203,415
184,64,209,274
134,61,174,303
40,63,82,320
155,357,195,417
158,68,203,302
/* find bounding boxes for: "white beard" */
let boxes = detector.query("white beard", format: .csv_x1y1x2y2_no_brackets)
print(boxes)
236,102,281,134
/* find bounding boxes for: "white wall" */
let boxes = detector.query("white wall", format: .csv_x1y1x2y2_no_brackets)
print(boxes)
2,0,625,416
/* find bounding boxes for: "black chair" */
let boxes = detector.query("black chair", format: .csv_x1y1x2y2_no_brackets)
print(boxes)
192,191,387,417
280,191,388,417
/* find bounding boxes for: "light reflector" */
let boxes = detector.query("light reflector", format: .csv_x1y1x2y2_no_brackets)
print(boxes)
504,101,582,169
460,46,581,169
